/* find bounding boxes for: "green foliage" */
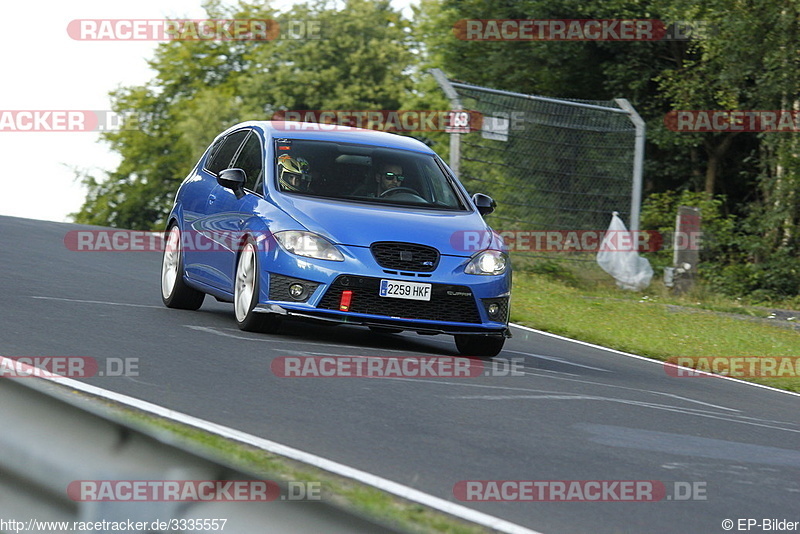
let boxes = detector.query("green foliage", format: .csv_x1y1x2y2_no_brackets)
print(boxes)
73,0,800,301
249,0,412,112
640,189,800,301
722,184,800,301
74,0,414,230
641,190,736,266
415,0,629,99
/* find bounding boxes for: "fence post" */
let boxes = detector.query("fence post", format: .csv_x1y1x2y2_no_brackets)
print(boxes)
614,98,645,232
429,68,462,177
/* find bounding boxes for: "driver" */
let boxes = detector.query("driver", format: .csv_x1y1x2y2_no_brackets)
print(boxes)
278,155,312,192
374,163,405,196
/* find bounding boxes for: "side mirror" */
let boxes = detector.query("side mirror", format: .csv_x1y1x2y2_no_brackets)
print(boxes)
471,193,496,216
218,168,246,200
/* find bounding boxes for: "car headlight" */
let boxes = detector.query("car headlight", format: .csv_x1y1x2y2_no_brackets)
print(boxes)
465,250,508,275
274,231,344,261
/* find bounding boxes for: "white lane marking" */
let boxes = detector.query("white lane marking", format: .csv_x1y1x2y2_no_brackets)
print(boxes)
185,325,436,354
652,392,739,411
449,391,728,412
376,369,740,412
281,350,359,357
514,369,741,412
509,322,800,398
455,394,608,401
31,296,163,309
472,349,742,412
7,365,542,534
184,325,262,341
361,376,772,427
444,390,800,433
518,368,582,378
504,350,612,372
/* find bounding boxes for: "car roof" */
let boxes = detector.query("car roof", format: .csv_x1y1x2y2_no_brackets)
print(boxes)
222,120,436,154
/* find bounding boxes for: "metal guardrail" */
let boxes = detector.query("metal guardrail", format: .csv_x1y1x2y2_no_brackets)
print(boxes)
0,370,399,534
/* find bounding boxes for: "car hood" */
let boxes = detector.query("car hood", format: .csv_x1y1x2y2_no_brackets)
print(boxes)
274,195,503,257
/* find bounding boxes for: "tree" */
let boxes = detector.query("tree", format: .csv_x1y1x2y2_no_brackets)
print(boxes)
414,0,800,297
415,0,613,99
74,0,414,230
655,0,800,298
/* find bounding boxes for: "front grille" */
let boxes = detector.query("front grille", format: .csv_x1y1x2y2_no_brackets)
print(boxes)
269,274,319,303
318,275,481,323
370,242,439,272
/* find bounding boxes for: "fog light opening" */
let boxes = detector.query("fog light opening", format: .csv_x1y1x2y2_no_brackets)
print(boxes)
289,283,306,300
487,303,501,319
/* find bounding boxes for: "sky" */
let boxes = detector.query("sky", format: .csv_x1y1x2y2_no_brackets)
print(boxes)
1,0,414,224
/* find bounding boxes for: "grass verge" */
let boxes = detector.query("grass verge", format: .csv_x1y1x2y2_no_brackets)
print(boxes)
89,401,491,534
510,259,800,393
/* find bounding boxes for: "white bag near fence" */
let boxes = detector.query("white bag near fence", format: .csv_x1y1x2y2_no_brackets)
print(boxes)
596,212,653,291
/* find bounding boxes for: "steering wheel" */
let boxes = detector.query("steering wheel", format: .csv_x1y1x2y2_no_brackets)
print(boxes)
379,186,421,198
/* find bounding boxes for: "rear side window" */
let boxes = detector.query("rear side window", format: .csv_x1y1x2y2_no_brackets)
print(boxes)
205,130,250,175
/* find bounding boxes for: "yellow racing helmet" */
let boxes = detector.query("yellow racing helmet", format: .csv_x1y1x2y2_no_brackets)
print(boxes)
278,155,310,192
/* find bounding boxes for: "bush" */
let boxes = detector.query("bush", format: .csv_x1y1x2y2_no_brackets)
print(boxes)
640,190,737,270
640,190,800,302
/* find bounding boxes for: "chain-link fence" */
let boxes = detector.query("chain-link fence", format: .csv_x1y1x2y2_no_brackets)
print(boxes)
431,69,644,262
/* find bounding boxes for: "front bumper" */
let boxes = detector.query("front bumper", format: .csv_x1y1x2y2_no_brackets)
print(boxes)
254,302,511,337
253,241,511,336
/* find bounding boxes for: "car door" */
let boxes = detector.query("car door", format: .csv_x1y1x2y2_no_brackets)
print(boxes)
207,130,267,292
183,129,250,289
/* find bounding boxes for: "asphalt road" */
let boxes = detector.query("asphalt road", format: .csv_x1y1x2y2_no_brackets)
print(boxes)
2,215,799,533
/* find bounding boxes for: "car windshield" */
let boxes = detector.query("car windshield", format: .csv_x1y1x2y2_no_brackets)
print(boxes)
274,139,467,210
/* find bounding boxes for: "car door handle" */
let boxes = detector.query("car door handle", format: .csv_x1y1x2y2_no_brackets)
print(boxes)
208,194,216,204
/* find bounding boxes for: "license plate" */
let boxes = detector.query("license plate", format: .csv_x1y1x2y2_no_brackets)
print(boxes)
379,279,432,301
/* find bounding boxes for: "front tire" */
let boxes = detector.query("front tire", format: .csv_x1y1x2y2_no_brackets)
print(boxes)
161,224,204,310
454,334,505,358
234,239,281,334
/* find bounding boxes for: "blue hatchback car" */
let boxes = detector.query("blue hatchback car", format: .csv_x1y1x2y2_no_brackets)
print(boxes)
161,121,511,357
